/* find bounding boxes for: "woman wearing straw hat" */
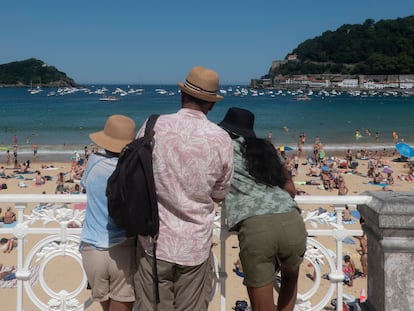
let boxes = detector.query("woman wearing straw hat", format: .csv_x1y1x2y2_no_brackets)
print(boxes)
219,107,307,311
80,114,137,311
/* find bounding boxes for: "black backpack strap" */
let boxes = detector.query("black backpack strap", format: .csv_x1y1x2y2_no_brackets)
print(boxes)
152,240,160,304
143,114,161,304
144,114,160,142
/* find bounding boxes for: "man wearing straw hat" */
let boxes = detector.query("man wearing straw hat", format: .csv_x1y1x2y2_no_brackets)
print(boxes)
80,115,137,311
135,66,234,310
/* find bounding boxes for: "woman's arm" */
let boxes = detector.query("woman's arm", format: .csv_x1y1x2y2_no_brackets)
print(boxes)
282,166,296,198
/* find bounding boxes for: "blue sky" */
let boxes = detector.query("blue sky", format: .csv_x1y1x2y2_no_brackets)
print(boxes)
2,1,413,85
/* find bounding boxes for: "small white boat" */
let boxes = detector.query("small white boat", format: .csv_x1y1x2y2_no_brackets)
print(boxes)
99,96,120,102
295,95,311,101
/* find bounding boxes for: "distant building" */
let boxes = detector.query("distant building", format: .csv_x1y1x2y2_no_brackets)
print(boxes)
286,54,298,61
307,79,329,88
338,79,359,88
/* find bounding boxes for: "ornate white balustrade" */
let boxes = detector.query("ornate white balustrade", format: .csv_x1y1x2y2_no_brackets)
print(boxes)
0,194,371,311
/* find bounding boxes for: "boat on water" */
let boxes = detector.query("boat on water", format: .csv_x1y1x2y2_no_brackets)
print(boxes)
295,95,311,101
99,96,120,102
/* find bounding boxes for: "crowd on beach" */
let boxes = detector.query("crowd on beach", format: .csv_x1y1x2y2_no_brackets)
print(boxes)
0,129,408,309
2,66,414,311
280,133,414,194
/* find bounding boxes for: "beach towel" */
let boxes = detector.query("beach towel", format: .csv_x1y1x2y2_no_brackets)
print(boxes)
0,265,39,288
351,210,360,219
41,167,58,170
343,219,357,225
0,221,17,228
368,181,388,187
294,181,306,185
343,237,356,245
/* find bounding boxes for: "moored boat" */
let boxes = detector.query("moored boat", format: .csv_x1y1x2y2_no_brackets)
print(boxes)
295,95,311,101
99,96,120,102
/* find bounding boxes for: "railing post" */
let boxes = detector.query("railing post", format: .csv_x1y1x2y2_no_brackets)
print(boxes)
358,191,414,311
334,205,345,311
14,202,29,311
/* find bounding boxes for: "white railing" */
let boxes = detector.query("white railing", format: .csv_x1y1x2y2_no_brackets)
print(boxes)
0,194,371,311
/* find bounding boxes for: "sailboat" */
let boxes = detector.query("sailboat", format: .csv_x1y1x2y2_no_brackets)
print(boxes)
28,80,43,94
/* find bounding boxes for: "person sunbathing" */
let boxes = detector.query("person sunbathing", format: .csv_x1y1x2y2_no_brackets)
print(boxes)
373,172,384,184
13,162,29,174
398,174,414,182
0,264,15,280
0,238,17,253
386,173,394,185
3,207,16,224
342,255,355,286
343,205,352,221
35,171,45,185
308,165,321,177
337,177,349,196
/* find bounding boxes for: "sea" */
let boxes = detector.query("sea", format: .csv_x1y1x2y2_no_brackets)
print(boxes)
0,85,413,162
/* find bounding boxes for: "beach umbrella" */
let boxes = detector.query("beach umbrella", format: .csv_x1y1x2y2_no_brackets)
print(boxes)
383,167,394,174
280,145,294,151
395,142,414,158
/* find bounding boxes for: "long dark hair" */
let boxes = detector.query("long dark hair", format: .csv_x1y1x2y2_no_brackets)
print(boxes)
241,137,287,187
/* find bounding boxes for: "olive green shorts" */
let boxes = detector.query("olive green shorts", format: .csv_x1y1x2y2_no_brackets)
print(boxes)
238,209,307,288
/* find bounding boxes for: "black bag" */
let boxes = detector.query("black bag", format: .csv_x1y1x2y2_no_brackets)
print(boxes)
106,114,160,303
106,114,160,237
234,300,249,311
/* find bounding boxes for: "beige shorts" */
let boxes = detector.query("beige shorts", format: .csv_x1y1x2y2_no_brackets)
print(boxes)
80,239,137,303
238,209,307,288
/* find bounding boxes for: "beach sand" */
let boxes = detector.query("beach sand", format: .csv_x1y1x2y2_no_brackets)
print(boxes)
0,150,413,310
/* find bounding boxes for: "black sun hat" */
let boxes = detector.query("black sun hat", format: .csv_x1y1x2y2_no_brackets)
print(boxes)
218,107,256,138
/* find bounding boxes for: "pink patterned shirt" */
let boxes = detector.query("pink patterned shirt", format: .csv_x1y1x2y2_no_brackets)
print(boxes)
138,108,233,266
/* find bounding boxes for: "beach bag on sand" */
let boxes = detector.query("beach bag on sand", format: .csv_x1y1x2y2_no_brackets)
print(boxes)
106,114,160,303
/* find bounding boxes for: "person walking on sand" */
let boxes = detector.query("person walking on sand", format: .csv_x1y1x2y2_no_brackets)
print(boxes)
80,115,137,311
219,107,307,311
4,150,10,165
32,144,38,159
12,145,17,163
134,66,234,311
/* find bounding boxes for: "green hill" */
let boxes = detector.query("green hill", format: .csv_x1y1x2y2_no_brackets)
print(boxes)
0,58,77,87
271,15,414,76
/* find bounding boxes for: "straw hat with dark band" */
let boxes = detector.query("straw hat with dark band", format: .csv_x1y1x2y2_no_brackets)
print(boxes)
89,114,136,153
177,66,223,102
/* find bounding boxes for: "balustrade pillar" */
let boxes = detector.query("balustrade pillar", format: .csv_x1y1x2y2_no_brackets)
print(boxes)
358,191,414,311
